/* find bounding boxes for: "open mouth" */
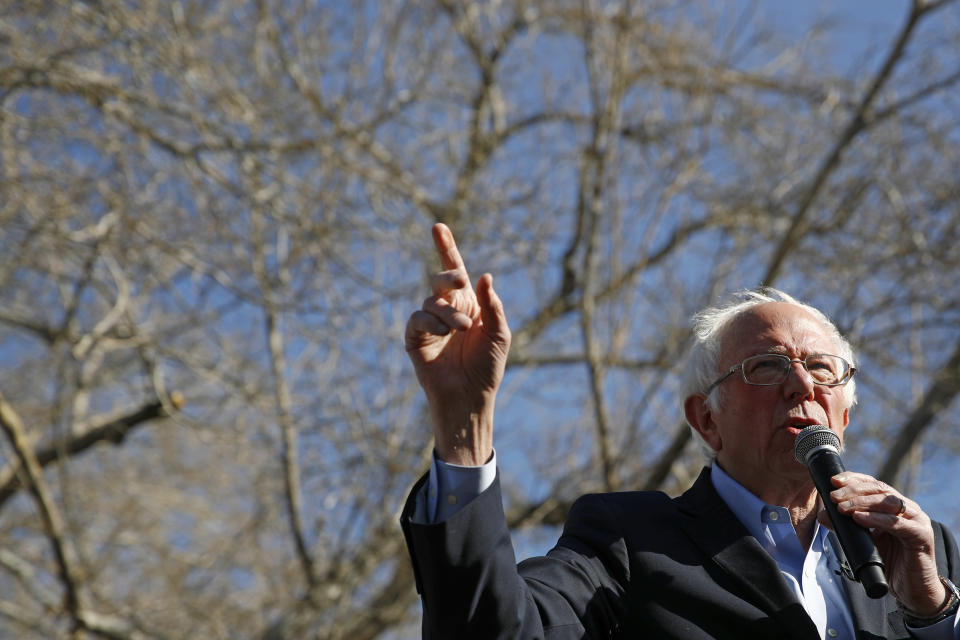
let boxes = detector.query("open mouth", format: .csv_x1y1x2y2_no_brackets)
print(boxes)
784,421,821,436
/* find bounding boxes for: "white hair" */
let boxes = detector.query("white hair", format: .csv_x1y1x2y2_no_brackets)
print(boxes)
682,287,857,462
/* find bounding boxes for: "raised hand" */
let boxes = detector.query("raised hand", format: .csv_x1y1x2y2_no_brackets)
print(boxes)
404,223,511,466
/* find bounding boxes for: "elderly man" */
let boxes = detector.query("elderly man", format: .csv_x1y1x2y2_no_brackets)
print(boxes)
401,224,959,639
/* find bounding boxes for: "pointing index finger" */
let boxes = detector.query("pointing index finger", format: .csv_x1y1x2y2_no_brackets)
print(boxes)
432,223,467,273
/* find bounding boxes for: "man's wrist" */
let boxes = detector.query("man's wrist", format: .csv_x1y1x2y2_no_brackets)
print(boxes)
900,576,960,628
432,409,495,466
435,445,493,466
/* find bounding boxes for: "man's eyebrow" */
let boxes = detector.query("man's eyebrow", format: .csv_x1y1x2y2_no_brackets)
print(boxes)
752,346,789,354
752,344,830,357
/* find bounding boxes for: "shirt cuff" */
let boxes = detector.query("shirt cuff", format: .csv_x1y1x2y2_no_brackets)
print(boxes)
425,449,497,523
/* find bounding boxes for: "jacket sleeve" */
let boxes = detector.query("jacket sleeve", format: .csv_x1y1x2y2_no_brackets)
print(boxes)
933,520,960,586
400,472,632,639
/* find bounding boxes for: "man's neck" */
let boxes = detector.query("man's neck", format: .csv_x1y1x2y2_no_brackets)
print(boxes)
789,498,821,551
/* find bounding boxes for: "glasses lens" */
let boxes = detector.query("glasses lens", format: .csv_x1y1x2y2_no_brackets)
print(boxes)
742,354,789,384
805,354,847,384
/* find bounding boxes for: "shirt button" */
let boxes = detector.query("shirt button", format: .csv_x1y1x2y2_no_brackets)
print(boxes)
446,494,458,506
769,511,779,521
827,628,838,637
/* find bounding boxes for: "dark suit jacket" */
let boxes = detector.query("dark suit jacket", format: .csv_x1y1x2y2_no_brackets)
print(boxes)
401,466,959,639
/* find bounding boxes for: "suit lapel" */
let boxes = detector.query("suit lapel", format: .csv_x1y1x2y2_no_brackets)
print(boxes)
676,468,820,640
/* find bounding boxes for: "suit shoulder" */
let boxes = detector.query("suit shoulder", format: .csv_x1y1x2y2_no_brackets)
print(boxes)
567,490,677,525
573,489,675,507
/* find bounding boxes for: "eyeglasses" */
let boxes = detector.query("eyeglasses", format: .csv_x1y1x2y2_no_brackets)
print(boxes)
705,353,855,397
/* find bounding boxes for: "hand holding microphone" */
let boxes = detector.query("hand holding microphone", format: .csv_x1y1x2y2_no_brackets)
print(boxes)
794,424,956,620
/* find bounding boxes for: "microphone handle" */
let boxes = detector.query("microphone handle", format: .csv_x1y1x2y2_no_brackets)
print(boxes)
807,450,889,599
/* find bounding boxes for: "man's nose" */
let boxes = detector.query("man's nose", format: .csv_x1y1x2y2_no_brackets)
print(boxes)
782,360,815,398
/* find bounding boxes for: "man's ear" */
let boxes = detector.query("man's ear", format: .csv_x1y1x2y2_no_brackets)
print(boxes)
684,394,721,453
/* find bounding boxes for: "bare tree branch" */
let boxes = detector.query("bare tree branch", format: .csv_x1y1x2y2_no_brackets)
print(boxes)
0,396,179,508
0,393,83,630
761,0,942,286
877,340,960,485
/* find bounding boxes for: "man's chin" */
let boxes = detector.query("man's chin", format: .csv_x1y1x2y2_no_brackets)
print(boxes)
780,455,814,481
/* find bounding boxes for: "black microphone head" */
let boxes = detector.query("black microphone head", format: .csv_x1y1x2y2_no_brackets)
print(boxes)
794,424,841,465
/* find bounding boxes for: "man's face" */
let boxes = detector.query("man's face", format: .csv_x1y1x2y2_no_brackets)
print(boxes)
706,302,850,490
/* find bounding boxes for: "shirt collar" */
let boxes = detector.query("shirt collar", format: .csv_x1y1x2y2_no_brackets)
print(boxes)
710,463,773,542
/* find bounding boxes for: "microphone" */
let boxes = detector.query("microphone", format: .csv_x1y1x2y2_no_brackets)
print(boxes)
794,425,888,599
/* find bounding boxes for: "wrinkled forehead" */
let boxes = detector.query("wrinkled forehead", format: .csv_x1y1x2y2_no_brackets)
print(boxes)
719,302,839,364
